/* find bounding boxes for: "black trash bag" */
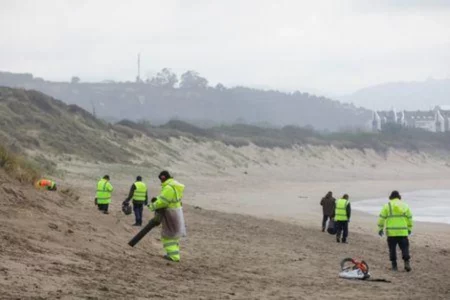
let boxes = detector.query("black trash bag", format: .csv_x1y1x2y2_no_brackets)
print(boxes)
122,203,132,215
327,218,337,235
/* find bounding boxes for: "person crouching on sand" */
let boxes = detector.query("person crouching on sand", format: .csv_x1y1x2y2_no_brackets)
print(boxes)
35,179,57,191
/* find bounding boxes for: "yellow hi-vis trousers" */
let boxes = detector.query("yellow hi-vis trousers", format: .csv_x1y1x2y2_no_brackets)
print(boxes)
162,237,180,262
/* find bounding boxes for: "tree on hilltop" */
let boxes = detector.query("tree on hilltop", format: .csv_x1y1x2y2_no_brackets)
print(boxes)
71,76,80,84
149,68,178,88
180,70,208,89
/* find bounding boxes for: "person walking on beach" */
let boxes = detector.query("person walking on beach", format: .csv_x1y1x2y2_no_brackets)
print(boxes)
320,191,336,232
148,170,186,262
122,175,148,226
335,194,351,243
95,175,114,214
378,190,413,272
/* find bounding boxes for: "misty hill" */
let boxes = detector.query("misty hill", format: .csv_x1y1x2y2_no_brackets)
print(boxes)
0,71,370,131
341,78,450,111
4,86,450,172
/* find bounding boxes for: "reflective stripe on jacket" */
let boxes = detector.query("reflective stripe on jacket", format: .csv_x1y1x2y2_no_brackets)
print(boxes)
149,178,186,238
377,198,413,237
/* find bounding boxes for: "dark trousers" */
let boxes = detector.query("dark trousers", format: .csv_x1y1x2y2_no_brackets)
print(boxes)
387,237,410,262
335,221,349,241
133,202,144,225
97,204,109,212
322,215,331,229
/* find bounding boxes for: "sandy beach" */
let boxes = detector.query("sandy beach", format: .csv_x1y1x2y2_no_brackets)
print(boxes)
1,145,450,299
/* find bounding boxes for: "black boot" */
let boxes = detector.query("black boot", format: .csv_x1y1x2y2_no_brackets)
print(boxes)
404,260,411,272
391,261,398,271
336,237,341,243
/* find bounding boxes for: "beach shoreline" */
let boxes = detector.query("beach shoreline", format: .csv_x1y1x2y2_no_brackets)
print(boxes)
2,146,450,299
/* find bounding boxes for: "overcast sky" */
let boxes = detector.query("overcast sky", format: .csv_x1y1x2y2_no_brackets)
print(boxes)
1,0,449,95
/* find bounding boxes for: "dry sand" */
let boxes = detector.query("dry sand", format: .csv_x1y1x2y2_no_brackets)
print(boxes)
1,144,450,299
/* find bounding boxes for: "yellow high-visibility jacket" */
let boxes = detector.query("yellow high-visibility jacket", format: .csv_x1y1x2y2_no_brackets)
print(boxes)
377,198,413,237
96,178,113,204
149,178,186,238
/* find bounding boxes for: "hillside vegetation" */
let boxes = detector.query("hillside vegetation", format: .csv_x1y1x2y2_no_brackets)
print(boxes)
119,119,450,155
0,87,133,163
0,143,40,183
2,87,450,169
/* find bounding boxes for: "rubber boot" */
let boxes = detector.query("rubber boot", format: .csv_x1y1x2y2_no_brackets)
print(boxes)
391,261,398,271
404,260,411,272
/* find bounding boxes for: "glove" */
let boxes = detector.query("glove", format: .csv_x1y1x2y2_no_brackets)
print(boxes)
144,199,148,206
122,199,130,206
151,197,157,203
408,230,411,236
378,230,384,237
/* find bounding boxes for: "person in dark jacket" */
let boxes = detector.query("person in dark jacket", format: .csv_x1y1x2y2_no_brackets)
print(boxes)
320,191,336,232
122,176,148,226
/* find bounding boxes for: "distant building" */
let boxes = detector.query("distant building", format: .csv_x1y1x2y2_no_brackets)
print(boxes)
371,106,450,132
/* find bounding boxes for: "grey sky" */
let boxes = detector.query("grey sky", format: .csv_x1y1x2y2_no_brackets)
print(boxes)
1,0,449,95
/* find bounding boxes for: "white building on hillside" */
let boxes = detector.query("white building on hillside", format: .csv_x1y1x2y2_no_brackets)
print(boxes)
371,106,450,132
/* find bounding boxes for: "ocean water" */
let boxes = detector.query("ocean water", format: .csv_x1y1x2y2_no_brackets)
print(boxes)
353,190,450,225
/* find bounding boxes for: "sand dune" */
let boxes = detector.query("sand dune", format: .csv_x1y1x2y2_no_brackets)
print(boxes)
2,144,450,299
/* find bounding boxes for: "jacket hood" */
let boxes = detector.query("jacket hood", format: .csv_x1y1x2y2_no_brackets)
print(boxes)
390,199,407,214
163,178,185,200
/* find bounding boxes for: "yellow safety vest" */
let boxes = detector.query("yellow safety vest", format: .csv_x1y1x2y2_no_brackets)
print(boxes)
133,181,147,201
335,198,349,221
96,179,113,204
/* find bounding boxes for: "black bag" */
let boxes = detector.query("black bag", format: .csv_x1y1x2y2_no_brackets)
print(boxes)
122,204,132,215
327,218,337,235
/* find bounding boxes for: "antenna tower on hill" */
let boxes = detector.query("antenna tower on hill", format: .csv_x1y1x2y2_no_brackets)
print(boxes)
136,53,141,83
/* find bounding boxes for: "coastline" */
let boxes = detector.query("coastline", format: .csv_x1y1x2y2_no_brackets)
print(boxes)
2,148,450,299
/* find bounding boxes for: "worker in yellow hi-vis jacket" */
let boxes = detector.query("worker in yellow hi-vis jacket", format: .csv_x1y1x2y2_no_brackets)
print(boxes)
148,170,186,262
378,191,413,272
